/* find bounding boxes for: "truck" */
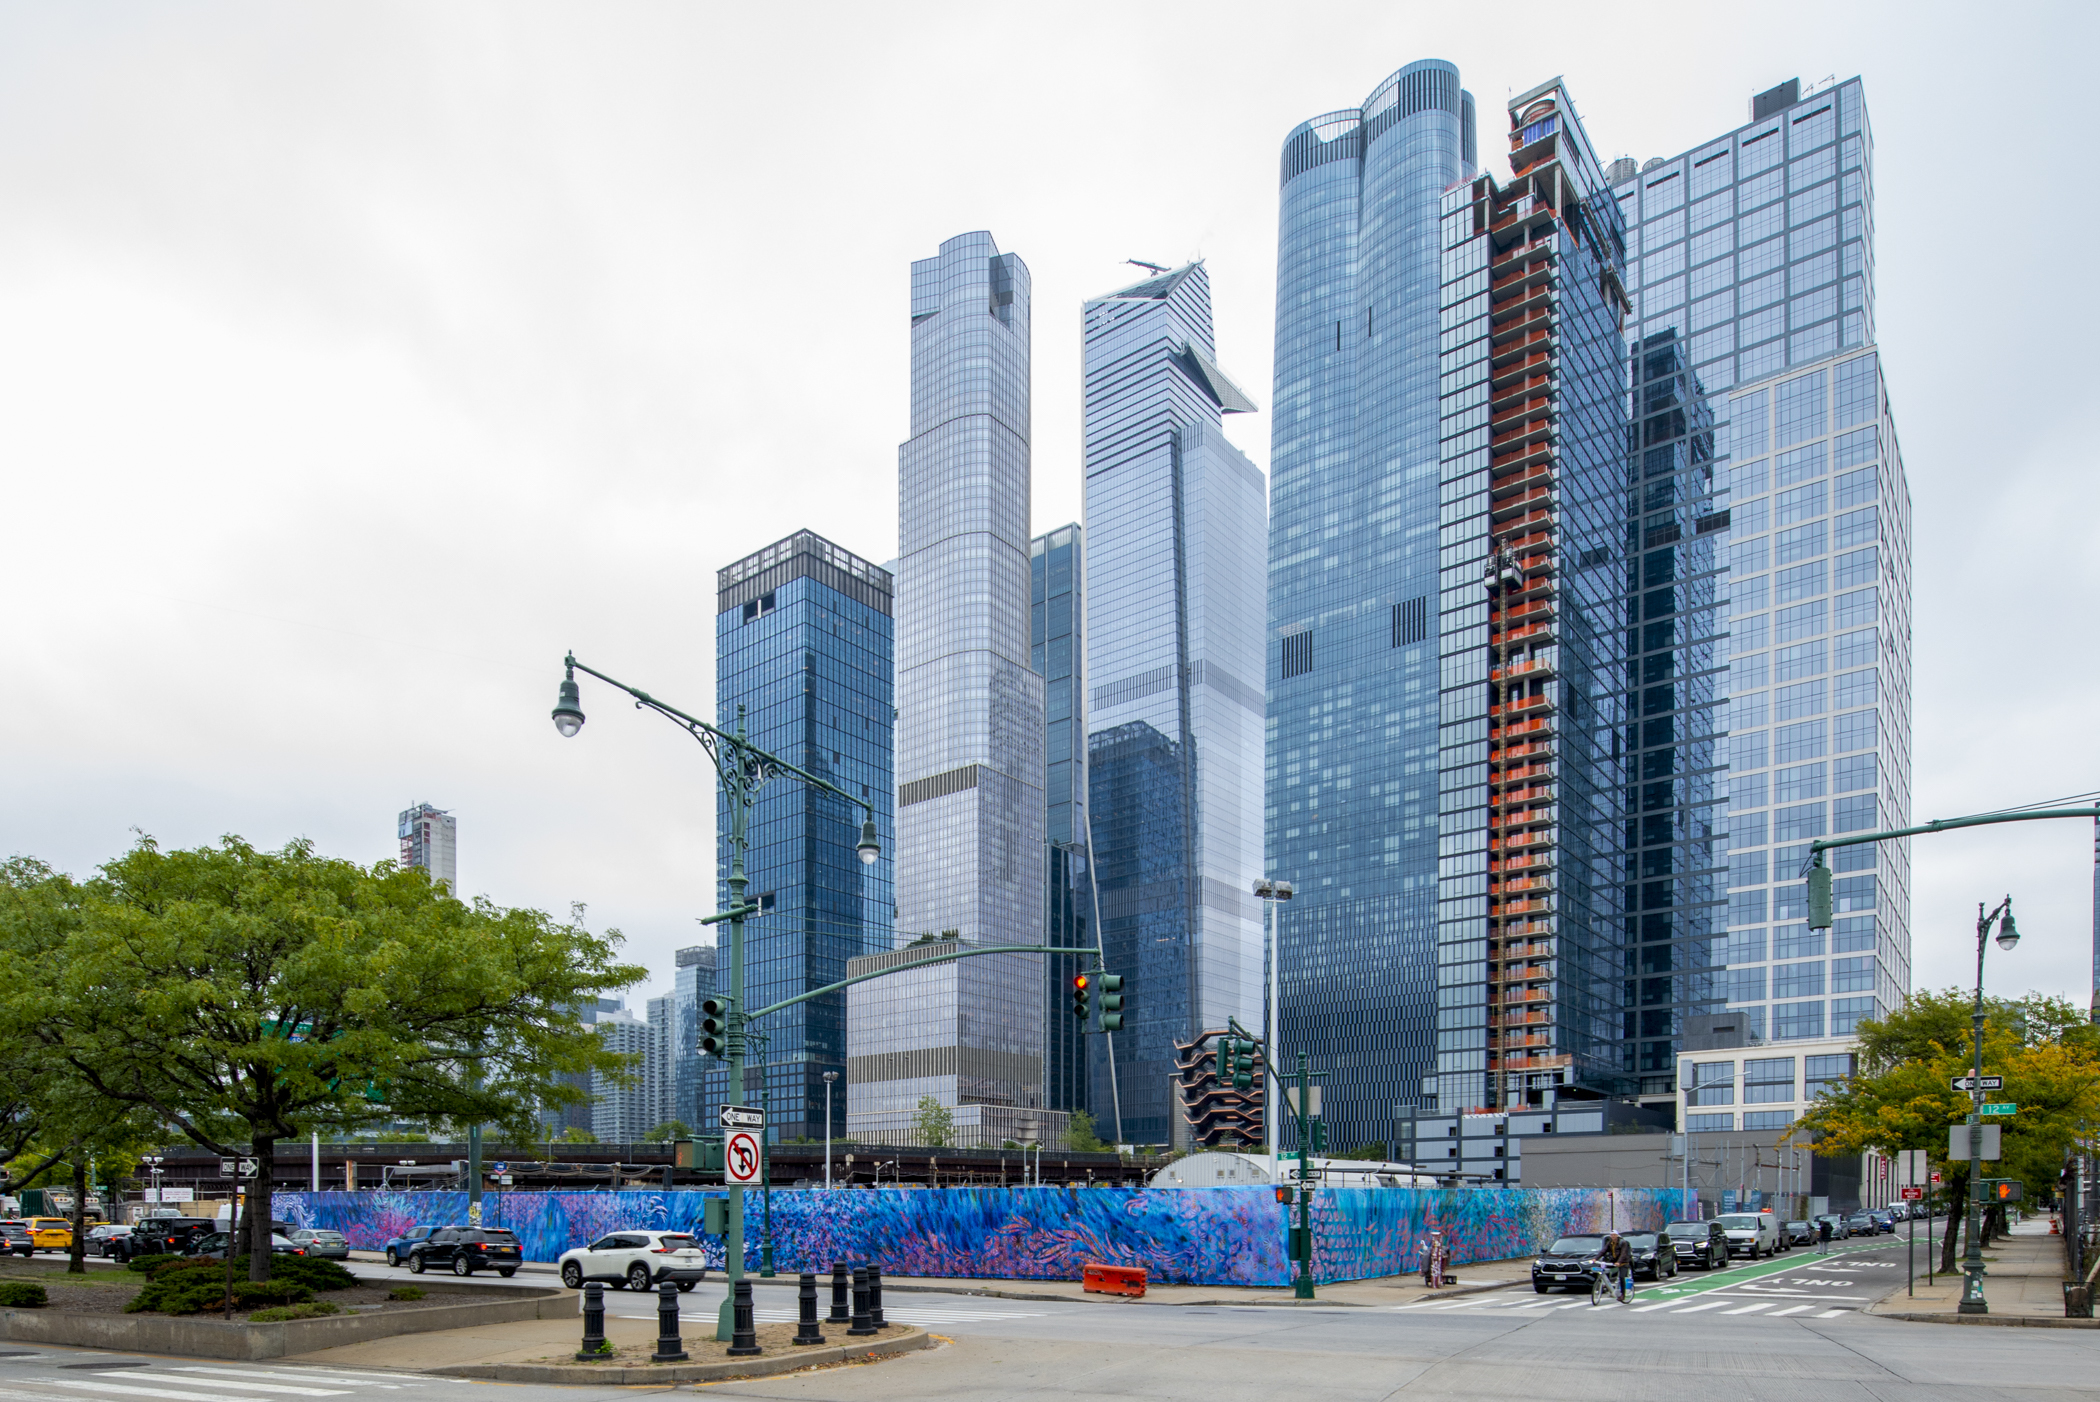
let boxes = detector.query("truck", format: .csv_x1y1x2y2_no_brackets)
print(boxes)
17,1189,105,1221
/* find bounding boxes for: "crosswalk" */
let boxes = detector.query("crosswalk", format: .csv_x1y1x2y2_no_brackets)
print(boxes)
1390,1292,1854,1321
0,1361,431,1402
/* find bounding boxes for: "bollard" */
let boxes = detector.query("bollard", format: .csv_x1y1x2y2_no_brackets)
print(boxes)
652,1280,689,1363
868,1263,888,1328
574,1281,608,1360
827,1260,851,1323
727,1278,761,1357
848,1265,876,1336
793,1272,825,1345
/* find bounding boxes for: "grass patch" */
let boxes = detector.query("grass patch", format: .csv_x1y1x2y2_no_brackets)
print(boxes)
247,1302,340,1322
386,1286,426,1301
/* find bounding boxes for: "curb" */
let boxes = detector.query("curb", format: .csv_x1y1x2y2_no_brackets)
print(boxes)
427,1326,930,1383
1868,1309,2099,1329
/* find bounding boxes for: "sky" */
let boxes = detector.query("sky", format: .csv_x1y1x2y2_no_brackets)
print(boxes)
1,0,2095,1015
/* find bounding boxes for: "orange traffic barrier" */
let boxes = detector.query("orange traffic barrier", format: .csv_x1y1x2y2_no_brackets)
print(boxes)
1082,1262,1148,1297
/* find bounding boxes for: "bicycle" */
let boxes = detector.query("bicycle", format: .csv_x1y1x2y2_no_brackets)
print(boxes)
1589,1259,1628,1306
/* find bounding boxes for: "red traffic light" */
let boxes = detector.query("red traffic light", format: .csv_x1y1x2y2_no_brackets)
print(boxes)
1073,974,1090,991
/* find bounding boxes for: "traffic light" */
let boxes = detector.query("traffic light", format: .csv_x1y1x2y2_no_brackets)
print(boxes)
1310,1121,1329,1154
699,997,729,1056
1098,973,1125,1032
1071,973,1091,1022
1989,1179,2024,1203
1217,1037,1237,1080
1232,1040,1254,1090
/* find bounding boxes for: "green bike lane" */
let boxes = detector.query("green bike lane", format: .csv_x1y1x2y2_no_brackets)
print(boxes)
1624,1237,1909,1306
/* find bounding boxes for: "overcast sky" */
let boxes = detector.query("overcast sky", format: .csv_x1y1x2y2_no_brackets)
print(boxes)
2,1,2094,1014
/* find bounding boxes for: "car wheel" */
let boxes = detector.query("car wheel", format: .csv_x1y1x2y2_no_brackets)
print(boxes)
1534,1281,1549,1293
627,1264,652,1293
675,1281,694,1293
408,1254,426,1274
453,1256,472,1277
499,1268,517,1278
385,1249,399,1268
561,1262,584,1289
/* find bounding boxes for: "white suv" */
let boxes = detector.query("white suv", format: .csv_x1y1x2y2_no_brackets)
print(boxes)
557,1230,708,1292
1713,1211,1781,1259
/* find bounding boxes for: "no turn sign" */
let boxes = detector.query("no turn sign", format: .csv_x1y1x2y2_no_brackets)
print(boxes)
725,1129,762,1185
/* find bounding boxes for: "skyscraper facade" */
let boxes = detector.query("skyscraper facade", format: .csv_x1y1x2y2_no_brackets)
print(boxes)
1429,78,1631,1115
715,530,896,1143
397,802,456,893
590,1007,654,1144
1614,76,1913,1117
1267,61,1480,1147
850,230,1048,1142
644,994,676,1132
1083,263,1267,1145
1033,523,1094,1120
671,942,715,1132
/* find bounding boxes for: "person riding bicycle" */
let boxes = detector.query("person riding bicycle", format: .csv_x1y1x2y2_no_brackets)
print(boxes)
1599,1231,1634,1300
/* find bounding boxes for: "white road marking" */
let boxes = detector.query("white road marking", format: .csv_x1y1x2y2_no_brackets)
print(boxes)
1630,1300,1680,1313
102,1380,347,1400
1670,1300,1730,1314
1815,1309,1845,1318
44,1382,337,1402
1767,1305,1813,1316
1723,1302,1775,1315
167,1372,423,1390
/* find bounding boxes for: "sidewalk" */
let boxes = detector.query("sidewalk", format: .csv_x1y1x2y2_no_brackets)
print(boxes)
1866,1217,2093,1328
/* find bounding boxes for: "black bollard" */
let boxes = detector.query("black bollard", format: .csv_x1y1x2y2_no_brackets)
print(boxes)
827,1260,851,1323
848,1265,876,1336
868,1263,888,1328
727,1278,761,1357
793,1272,825,1345
652,1280,689,1363
574,1281,608,1360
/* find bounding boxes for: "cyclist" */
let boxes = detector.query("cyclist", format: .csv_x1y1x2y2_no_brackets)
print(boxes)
1596,1231,1633,1303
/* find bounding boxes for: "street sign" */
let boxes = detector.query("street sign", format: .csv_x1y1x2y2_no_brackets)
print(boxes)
719,1104,766,1131
1900,1186,1924,1201
724,1129,762,1185
1980,1103,2017,1116
1950,1075,2004,1091
219,1158,259,1178
1896,1148,1929,1186
1931,1173,1942,1185
490,1162,507,1173
1949,1124,2001,1161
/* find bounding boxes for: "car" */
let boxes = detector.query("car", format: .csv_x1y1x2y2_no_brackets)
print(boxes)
285,1229,349,1260
1869,1208,1898,1233
84,1224,133,1257
0,1221,34,1258
1713,1212,1780,1259
1845,1210,1878,1236
1531,1234,1606,1293
23,1218,73,1252
181,1230,305,1258
1813,1212,1851,1241
1662,1220,1730,1270
384,1224,442,1268
1783,1219,1817,1248
1623,1231,1678,1281
407,1227,524,1278
557,1230,708,1292
124,1217,217,1258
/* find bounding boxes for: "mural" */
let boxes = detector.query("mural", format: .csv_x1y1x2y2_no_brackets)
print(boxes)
276,1184,1690,1287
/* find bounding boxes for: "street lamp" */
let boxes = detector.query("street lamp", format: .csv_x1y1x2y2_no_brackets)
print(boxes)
1253,880,1294,1160
1950,896,2018,1314
823,1072,839,1189
549,651,880,1341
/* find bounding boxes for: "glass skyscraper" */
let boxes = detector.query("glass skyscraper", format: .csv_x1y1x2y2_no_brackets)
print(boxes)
1033,523,1094,1120
1614,77,1913,1113
849,230,1049,1143
714,529,896,1142
1083,262,1266,1146
1268,61,1479,1148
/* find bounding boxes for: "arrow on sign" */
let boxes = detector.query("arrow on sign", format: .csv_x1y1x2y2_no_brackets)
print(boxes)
1951,1075,2004,1091
724,1130,762,1185
720,1104,766,1130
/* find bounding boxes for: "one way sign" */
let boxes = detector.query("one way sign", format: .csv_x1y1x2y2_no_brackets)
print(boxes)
1951,1075,2004,1091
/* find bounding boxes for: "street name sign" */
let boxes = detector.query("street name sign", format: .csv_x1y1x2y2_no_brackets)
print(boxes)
719,1104,765,1131
724,1129,762,1185
1950,1075,2004,1091
1980,1102,2017,1116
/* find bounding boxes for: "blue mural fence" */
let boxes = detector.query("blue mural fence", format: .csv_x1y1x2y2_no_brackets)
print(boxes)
276,1185,1690,1287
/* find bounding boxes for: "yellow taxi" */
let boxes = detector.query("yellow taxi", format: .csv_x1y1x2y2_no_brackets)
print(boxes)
24,1218,72,1251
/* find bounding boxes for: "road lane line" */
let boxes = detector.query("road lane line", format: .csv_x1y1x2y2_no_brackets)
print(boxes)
1767,1305,1813,1316
1723,1302,1775,1315
1671,1301,1729,1314
167,1372,423,1389
1630,1300,1681,1312
46,1382,320,1402
1815,1309,1846,1318
103,1381,345,1399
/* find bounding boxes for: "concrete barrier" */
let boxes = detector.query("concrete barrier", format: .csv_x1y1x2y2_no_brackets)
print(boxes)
0,1287,570,1360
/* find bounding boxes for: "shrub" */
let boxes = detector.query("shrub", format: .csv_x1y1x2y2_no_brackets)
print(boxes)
247,1302,339,1322
0,1282,49,1308
264,1255,357,1292
126,1260,314,1315
386,1286,426,1301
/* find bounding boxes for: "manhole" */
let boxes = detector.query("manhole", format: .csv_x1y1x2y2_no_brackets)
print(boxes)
63,1362,150,1370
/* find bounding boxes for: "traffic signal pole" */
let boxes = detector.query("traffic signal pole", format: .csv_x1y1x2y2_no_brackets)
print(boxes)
1293,1051,1314,1300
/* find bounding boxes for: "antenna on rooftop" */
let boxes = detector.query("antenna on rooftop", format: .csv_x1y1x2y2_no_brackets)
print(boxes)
1125,260,1170,275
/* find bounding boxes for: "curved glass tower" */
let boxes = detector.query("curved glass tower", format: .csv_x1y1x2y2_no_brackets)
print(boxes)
1266,61,1478,1149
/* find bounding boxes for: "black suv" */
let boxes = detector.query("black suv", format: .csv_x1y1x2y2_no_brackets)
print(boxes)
0,1221,33,1258
407,1227,523,1277
1663,1220,1729,1270
126,1218,217,1258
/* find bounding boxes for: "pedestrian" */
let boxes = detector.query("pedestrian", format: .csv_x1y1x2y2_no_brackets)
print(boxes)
1816,1216,1832,1255
1421,1231,1447,1289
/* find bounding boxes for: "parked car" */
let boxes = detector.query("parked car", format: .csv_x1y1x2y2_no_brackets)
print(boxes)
23,1218,72,1252
1845,1211,1879,1236
1869,1208,1898,1233
1662,1220,1729,1270
1531,1234,1606,1293
1783,1220,1817,1248
84,1224,133,1257
1713,1212,1780,1259
124,1217,217,1259
181,1230,305,1258
1814,1213,1851,1241
0,1221,34,1258
406,1226,524,1278
557,1230,708,1292
285,1229,349,1260
384,1224,443,1268
1623,1231,1678,1281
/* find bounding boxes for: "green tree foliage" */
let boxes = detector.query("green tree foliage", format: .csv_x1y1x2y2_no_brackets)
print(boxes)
1066,1110,1107,1153
912,1095,953,1149
643,1120,695,1142
1791,988,2100,1271
1336,1140,1390,1161
0,836,645,1281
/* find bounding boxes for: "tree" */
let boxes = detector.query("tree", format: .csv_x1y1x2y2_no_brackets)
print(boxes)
1337,1140,1391,1161
643,1121,694,1142
1066,1110,1107,1153
912,1095,953,1149
560,1126,599,1143
0,836,646,1281
1791,988,2100,1272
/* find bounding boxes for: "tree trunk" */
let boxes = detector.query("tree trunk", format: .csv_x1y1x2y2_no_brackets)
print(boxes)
67,1152,88,1275
1939,1175,1965,1275
249,1135,275,1282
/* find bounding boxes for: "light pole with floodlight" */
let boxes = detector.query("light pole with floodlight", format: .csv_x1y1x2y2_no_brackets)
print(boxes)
823,1071,839,1189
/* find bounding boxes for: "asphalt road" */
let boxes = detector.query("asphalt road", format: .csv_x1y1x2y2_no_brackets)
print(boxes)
9,1229,2088,1402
